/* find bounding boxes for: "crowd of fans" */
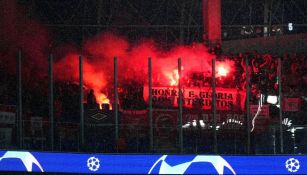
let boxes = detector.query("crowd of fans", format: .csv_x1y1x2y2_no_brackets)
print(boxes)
0,50,306,153
184,51,307,104
0,51,306,112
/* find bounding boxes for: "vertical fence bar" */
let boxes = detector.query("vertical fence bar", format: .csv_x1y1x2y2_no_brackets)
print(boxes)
148,57,153,152
178,58,183,153
278,57,284,153
212,57,217,153
79,55,84,147
245,57,251,154
114,57,119,147
49,54,54,151
17,50,23,149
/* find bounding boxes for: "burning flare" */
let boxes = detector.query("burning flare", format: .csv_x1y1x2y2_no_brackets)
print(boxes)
217,66,228,77
96,92,111,110
216,61,231,78
168,69,179,86
166,67,184,86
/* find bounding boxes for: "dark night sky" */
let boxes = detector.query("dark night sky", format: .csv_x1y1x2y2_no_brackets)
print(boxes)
17,0,307,45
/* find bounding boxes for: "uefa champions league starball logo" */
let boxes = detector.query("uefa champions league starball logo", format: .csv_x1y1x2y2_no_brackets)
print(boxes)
87,156,100,172
148,155,236,174
285,158,300,173
0,151,44,172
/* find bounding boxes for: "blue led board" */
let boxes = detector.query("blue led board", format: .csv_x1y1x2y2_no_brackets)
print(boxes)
0,150,306,174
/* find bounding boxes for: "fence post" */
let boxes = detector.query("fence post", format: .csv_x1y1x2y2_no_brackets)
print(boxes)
114,57,119,151
278,57,284,153
212,57,217,153
148,57,153,152
48,54,54,151
245,57,251,154
178,58,183,153
17,50,23,149
79,55,84,147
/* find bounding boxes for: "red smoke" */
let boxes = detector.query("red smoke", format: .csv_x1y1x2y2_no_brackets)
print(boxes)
0,1,236,109
54,52,110,108
54,32,235,108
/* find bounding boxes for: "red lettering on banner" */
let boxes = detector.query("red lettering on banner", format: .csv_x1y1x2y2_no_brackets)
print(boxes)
144,86,245,110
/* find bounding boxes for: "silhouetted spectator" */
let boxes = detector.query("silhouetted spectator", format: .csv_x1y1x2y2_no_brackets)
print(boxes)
87,89,98,109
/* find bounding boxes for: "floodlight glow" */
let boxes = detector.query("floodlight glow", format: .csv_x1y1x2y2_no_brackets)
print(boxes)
267,95,278,104
182,122,190,128
288,23,293,31
199,120,205,128
192,120,197,127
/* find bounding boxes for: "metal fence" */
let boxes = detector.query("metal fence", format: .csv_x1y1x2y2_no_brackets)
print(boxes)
0,51,306,155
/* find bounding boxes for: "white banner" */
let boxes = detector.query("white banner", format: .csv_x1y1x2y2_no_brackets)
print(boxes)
144,86,246,110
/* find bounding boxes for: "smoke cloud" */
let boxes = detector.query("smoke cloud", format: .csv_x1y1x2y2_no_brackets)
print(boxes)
0,1,235,106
